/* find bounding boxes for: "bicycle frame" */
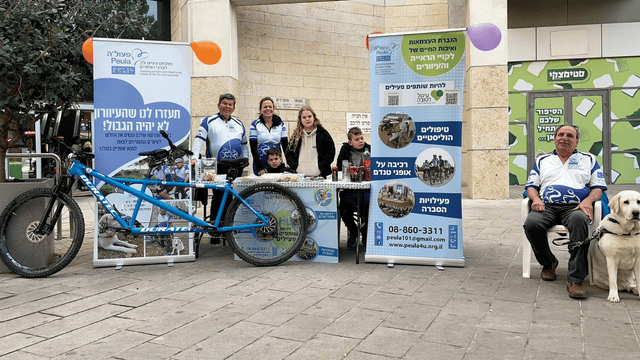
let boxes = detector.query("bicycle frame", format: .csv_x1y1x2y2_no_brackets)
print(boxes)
67,160,269,235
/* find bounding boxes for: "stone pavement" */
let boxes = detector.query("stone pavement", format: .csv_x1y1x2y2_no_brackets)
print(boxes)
1,187,640,359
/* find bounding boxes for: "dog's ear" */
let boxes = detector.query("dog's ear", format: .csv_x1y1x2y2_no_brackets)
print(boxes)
610,193,621,214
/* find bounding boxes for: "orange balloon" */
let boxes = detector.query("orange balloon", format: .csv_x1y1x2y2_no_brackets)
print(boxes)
366,31,383,50
82,38,93,64
191,41,222,65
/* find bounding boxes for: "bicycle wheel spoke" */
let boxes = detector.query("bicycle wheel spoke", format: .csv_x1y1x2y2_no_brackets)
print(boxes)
225,184,307,266
0,189,85,278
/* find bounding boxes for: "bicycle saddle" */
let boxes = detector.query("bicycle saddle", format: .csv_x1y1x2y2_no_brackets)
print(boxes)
139,149,170,160
219,157,249,169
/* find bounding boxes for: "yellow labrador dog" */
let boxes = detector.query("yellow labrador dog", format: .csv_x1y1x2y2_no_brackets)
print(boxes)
590,190,640,302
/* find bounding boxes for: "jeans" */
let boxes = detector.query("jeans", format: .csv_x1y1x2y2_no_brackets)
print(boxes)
523,203,590,283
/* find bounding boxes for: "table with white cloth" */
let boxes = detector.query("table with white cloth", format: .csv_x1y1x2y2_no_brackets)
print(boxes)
194,175,371,263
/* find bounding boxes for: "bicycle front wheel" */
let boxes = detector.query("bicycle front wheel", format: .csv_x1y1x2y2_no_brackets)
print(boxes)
0,188,85,278
224,183,308,266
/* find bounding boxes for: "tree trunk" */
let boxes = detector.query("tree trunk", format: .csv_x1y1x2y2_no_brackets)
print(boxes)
0,147,6,182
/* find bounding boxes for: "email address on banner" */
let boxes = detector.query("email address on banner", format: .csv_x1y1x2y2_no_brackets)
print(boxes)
387,235,445,249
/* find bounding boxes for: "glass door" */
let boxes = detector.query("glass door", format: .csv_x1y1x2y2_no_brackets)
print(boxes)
528,91,610,182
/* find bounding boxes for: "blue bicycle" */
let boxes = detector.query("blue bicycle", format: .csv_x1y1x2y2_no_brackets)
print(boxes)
0,131,308,277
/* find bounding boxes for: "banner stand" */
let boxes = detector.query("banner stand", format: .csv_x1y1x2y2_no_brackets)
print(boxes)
91,38,194,268
365,29,466,267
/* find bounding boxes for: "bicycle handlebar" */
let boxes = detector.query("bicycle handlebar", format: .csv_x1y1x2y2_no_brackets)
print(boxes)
47,136,95,160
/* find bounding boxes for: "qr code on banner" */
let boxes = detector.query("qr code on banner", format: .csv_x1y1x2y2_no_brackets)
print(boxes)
386,93,400,106
444,90,459,105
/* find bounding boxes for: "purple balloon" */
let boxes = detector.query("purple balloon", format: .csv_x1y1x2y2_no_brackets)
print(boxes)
468,23,502,52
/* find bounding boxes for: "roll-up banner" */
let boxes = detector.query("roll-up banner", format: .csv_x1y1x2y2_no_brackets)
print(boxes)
92,38,193,267
366,30,466,267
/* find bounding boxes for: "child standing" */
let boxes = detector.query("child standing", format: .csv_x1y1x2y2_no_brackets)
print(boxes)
336,127,371,248
264,147,295,173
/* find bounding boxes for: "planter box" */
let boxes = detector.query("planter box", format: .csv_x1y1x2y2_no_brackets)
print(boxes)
0,178,55,274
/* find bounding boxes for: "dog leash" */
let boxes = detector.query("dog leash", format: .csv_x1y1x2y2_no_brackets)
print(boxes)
553,217,640,251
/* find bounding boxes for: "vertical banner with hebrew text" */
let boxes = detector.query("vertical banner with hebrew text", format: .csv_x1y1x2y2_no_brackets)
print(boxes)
366,30,465,267
92,38,193,267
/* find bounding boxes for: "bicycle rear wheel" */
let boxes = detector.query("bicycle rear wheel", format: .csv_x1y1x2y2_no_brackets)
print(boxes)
224,183,308,266
0,188,85,278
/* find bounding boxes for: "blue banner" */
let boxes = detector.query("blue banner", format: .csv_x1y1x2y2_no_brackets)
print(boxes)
93,39,191,180
366,31,465,266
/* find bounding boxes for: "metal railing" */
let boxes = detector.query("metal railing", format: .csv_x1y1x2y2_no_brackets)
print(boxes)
6,153,61,182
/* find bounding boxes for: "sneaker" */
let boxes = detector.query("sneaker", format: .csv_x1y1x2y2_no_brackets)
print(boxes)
566,281,587,299
209,232,222,244
540,258,558,281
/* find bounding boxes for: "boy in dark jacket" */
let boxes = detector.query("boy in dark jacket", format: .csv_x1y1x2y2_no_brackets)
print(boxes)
265,147,295,173
336,127,371,248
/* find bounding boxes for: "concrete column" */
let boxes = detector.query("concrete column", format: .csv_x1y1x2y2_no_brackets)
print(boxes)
463,0,509,199
182,0,240,128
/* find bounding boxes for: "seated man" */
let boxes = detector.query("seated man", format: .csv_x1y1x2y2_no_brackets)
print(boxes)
524,125,607,299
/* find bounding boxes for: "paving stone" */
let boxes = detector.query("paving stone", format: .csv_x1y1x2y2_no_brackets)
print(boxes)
24,303,130,338
405,284,457,307
382,303,440,332
284,333,359,360
114,341,181,360
0,350,51,360
582,317,638,350
321,308,389,339
0,292,83,322
0,333,46,357
328,283,379,301
523,349,583,360
493,284,538,303
226,335,302,360
118,298,190,321
301,296,359,319
150,310,246,348
464,328,526,360
22,316,139,357
277,286,334,309
65,276,141,297
457,275,503,297
128,308,206,336
221,288,290,315
354,326,421,357
172,321,274,360
53,330,153,360
439,292,493,319
532,297,582,323
404,339,467,360
585,344,640,359
43,288,134,317
356,291,408,312
480,299,533,334
423,314,481,347
527,320,582,356
351,266,401,286
245,303,302,326
377,275,427,296
0,286,69,310
344,351,396,360
184,277,242,295
0,312,59,338
268,314,333,341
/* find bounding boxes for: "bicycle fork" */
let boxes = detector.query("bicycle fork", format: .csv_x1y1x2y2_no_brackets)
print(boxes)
34,175,76,237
